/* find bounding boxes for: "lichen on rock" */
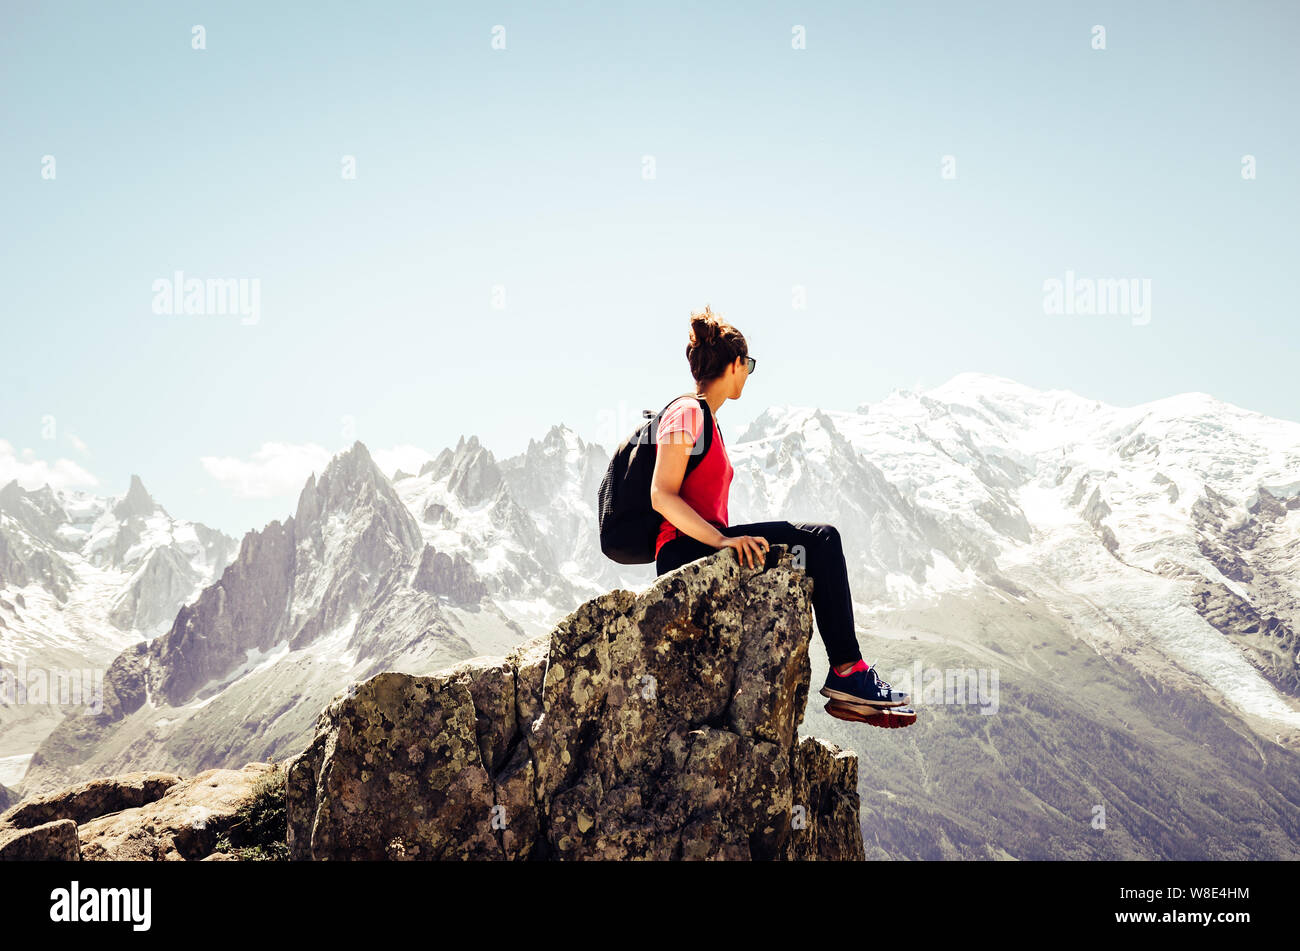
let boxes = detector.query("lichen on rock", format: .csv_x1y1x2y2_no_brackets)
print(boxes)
286,544,865,860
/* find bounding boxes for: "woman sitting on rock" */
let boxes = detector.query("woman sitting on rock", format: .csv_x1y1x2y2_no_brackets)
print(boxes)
651,305,914,727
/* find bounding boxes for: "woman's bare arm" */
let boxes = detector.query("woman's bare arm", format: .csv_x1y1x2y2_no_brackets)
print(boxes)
650,433,728,547
650,427,770,568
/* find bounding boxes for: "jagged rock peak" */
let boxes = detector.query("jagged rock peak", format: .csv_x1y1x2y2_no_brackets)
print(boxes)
518,424,587,467
412,543,487,604
0,479,59,510
286,545,865,861
294,441,408,531
0,479,70,532
327,440,376,477
29,484,58,504
0,478,25,508
445,435,501,507
543,423,575,447
113,474,157,521
418,447,454,480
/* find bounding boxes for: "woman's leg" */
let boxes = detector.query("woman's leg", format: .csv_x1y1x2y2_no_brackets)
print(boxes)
717,520,865,670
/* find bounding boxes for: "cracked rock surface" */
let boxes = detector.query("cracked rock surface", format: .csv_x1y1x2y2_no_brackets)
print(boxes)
286,544,864,860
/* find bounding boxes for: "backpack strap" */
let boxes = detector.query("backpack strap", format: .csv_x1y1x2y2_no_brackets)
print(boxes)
687,395,714,477
645,392,714,478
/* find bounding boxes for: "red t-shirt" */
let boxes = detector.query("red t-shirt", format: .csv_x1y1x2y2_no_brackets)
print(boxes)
654,396,734,558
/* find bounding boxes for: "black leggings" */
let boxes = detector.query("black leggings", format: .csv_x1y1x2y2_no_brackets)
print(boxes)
655,520,864,668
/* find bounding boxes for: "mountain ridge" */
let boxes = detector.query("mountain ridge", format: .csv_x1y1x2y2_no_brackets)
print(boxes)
5,373,1299,858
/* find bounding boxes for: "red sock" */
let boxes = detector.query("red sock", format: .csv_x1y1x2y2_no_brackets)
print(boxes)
833,658,869,677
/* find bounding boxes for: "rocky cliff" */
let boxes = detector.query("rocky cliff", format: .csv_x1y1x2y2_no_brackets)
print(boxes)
286,544,864,860
1,544,864,860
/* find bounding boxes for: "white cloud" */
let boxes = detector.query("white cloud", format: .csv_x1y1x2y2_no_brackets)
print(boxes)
0,439,100,492
372,443,434,480
200,442,333,499
66,432,89,453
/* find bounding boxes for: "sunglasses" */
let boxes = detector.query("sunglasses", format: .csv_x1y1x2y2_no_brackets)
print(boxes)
742,355,756,374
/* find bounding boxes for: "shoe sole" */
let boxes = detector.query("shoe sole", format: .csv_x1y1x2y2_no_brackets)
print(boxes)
824,700,916,728
819,686,910,710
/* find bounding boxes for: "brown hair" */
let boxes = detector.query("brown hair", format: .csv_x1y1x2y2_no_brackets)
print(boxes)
686,304,747,383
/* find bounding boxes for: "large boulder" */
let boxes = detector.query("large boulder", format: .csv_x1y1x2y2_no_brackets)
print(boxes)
0,762,279,861
77,763,278,860
0,772,183,830
287,545,865,860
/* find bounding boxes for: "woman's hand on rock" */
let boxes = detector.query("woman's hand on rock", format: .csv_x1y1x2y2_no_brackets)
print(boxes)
717,535,770,569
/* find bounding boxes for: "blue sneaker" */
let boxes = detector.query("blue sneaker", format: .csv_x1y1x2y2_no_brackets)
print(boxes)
820,660,910,711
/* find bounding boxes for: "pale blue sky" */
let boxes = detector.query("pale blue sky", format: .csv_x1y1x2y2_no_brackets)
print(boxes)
3,1,1297,538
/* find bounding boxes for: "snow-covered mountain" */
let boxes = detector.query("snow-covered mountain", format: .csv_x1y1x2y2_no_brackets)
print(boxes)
0,475,237,786
8,375,1300,856
728,374,1300,737
411,373,1300,743
382,377,1300,747
0,474,237,651
392,427,616,638
723,374,1300,857
19,442,525,795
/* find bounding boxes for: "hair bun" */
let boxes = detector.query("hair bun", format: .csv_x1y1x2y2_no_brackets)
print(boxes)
684,304,745,384
690,309,718,348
